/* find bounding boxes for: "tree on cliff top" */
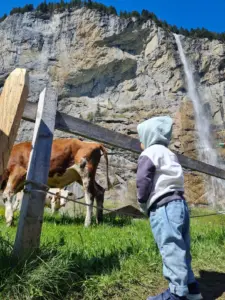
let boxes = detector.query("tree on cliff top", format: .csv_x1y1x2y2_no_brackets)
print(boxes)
1,0,224,42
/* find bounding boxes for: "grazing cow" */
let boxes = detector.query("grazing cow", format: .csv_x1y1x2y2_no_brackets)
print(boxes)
45,188,76,213
12,188,74,214
0,138,110,227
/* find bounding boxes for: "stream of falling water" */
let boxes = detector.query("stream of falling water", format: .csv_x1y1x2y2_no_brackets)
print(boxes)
174,33,225,208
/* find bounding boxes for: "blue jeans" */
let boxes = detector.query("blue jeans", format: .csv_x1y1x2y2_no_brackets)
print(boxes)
149,199,196,297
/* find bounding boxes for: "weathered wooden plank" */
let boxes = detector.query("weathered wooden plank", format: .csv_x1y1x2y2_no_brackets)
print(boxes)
23,102,141,151
13,87,57,257
0,68,28,176
104,205,145,218
22,102,225,181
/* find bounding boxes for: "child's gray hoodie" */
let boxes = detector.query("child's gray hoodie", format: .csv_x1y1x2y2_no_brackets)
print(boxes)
137,116,184,215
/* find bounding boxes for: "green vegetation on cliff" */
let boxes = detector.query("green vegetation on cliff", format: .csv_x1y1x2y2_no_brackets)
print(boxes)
0,0,225,42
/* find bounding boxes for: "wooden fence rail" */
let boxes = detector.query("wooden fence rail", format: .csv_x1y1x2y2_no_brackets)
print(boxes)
22,102,225,181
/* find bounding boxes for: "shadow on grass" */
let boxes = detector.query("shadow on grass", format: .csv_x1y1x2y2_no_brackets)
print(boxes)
0,235,135,299
0,211,133,228
0,204,134,228
43,213,133,227
198,270,225,300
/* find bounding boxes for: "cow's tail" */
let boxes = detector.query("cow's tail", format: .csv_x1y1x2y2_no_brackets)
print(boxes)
100,145,111,190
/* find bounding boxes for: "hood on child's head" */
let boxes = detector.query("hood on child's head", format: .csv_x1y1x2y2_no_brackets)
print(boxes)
137,116,173,149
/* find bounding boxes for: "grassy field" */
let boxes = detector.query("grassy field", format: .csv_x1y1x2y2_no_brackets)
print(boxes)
0,207,224,300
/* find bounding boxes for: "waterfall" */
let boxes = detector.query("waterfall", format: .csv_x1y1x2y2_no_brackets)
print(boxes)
174,33,225,208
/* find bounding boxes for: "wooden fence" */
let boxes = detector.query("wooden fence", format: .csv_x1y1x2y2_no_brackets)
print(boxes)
10,92,225,257
23,101,225,181
1,69,224,257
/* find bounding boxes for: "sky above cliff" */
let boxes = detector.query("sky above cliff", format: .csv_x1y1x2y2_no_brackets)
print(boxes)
1,0,224,33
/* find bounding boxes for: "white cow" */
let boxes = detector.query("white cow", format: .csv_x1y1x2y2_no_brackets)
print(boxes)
12,188,76,214
45,188,76,213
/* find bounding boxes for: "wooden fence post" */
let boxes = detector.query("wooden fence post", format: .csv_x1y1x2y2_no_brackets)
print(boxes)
13,86,57,257
0,68,28,176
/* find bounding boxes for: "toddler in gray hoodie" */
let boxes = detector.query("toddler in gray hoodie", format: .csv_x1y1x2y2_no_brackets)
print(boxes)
136,116,202,300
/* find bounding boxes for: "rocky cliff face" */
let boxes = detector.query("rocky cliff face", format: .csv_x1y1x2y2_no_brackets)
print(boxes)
0,8,225,206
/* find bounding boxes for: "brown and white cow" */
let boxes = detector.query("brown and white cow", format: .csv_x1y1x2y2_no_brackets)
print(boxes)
0,138,110,227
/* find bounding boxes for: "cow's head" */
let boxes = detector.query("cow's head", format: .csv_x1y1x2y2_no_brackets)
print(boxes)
58,190,72,207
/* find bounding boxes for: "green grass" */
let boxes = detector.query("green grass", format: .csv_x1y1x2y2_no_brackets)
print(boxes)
0,208,224,300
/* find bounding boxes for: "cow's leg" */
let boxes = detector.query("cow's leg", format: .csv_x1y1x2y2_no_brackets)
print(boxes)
95,182,105,224
79,159,94,227
3,192,14,227
3,183,16,227
3,166,26,226
85,193,94,227
50,192,61,214
50,196,56,214
83,177,94,227
12,191,22,212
